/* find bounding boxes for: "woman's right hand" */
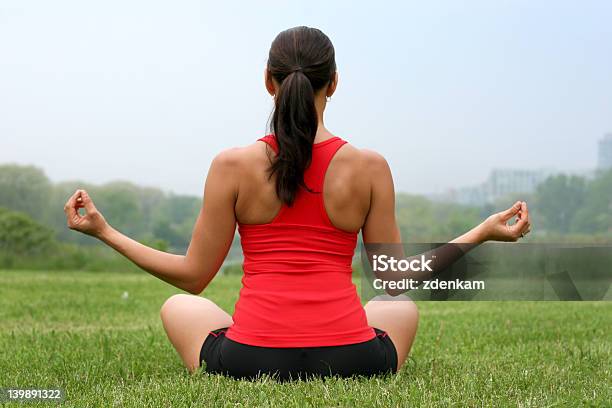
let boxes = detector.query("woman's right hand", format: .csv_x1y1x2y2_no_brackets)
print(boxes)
63,189,109,238
479,201,531,242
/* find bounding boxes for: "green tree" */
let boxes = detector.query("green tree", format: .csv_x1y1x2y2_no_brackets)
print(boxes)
534,174,586,233
0,207,55,255
395,194,481,242
571,169,612,234
95,181,145,238
396,194,436,241
0,164,52,222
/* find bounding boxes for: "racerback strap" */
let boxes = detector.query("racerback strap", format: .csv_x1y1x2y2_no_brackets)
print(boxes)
257,134,348,227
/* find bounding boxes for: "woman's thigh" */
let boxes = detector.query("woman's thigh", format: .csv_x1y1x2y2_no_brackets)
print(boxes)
364,295,419,372
160,294,233,372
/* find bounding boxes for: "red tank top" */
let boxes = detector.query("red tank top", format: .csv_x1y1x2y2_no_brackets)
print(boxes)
225,135,376,347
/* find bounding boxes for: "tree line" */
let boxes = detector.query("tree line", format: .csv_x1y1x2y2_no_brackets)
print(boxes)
0,164,610,271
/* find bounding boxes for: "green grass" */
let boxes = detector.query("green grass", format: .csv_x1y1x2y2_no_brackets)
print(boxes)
1,270,610,407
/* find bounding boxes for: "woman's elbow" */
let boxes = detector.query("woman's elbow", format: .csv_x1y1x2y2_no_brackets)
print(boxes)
183,273,214,295
385,288,405,297
184,280,207,295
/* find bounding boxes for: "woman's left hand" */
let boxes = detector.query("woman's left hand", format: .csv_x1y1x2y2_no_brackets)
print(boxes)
479,201,531,242
63,189,109,238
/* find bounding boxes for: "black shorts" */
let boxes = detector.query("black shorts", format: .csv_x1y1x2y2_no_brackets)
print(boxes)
199,328,398,381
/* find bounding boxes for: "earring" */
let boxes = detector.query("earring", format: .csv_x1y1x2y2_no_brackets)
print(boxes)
326,96,331,102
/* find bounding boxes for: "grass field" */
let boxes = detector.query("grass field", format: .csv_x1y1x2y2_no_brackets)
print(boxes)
1,270,610,407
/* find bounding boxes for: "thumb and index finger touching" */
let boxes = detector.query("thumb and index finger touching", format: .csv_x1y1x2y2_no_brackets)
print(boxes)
78,190,98,213
502,200,530,235
514,201,530,233
64,189,97,218
500,201,522,221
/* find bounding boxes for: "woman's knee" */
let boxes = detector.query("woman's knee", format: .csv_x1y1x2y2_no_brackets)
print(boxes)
161,294,185,317
393,295,419,322
403,299,419,321
368,294,419,318
160,294,205,320
388,298,419,336
403,300,419,333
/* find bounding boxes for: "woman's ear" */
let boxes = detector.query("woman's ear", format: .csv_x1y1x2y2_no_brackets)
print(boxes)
327,71,338,97
264,68,276,96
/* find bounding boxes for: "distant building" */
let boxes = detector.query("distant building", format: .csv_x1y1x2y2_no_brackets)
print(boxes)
598,133,612,170
433,168,553,206
483,169,552,202
430,134,607,206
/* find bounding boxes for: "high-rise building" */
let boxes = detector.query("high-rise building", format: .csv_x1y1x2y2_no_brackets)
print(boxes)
598,133,612,170
431,134,608,206
436,168,553,206
483,169,552,202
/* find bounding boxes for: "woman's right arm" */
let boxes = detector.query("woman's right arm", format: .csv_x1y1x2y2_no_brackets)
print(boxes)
63,150,240,294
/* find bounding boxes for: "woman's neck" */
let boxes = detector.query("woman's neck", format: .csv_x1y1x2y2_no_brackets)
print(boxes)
314,124,334,143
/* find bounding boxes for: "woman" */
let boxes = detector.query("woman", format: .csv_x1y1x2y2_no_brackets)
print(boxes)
64,26,531,380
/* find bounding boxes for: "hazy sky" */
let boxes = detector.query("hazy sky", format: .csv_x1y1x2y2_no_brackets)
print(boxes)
1,0,610,196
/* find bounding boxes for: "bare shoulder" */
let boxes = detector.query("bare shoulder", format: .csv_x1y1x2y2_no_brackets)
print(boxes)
211,142,267,170
335,144,391,175
359,148,390,171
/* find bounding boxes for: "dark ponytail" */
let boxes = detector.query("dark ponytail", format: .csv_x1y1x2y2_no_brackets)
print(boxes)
267,26,336,206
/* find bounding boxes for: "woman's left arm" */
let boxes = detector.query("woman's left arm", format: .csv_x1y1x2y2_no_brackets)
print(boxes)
63,151,239,294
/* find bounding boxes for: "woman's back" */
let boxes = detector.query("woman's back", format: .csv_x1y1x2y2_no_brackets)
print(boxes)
232,133,372,232
225,133,378,347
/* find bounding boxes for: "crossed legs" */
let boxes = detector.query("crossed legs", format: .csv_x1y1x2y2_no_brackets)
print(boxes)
160,294,419,373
